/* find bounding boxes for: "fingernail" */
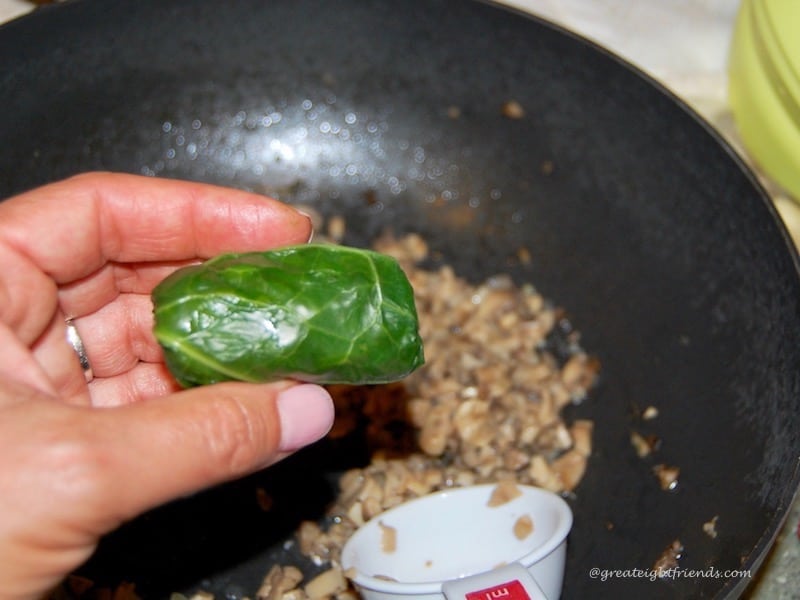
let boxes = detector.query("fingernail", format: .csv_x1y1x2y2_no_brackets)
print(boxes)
277,384,334,452
292,207,317,243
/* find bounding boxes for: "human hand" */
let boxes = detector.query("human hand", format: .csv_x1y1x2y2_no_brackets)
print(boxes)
0,173,335,600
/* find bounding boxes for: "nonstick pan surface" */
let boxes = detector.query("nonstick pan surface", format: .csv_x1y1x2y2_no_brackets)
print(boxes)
1,1,800,598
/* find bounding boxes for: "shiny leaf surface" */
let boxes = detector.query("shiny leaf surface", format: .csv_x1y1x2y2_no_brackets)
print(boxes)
152,244,425,387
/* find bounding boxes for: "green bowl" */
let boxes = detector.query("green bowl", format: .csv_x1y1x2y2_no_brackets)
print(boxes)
729,0,800,200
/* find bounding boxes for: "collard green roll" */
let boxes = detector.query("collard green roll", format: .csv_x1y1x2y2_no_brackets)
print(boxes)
152,244,425,387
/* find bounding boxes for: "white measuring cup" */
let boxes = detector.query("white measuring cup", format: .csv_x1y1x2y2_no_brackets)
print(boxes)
341,484,573,600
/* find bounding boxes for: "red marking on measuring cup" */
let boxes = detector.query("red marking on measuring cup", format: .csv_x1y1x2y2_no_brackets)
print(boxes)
465,579,531,600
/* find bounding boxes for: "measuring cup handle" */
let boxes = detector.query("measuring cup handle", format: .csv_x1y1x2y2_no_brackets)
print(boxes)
441,562,550,600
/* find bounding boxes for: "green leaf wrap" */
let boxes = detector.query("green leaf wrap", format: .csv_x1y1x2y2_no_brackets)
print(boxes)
151,244,425,387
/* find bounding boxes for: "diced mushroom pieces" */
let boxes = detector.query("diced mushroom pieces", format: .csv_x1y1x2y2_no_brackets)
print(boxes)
297,521,323,557
454,399,494,446
346,501,364,527
379,521,398,553
653,464,680,491
503,448,531,471
257,566,304,600
501,100,526,119
527,455,564,493
561,353,601,395
551,449,587,492
570,420,594,456
642,405,659,420
326,215,346,242
418,404,454,456
630,431,653,458
653,540,684,574
487,480,523,507
363,495,384,521
513,515,534,540
304,568,348,600
286,230,601,572
407,397,431,427
535,423,573,453
703,516,719,539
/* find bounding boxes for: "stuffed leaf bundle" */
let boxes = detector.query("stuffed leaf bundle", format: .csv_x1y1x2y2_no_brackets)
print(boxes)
152,244,425,387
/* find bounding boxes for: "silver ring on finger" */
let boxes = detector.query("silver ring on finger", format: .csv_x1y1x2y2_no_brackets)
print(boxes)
65,319,94,382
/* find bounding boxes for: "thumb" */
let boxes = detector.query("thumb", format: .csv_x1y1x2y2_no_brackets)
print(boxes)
0,381,333,600
97,381,334,523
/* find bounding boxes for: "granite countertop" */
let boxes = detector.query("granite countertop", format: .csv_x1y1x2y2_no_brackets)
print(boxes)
1,0,798,597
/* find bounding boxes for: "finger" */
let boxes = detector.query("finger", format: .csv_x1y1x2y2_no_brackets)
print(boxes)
0,172,313,286
39,294,185,405
31,315,176,408
88,363,181,407
90,382,334,521
0,323,57,400
66,294,160,379
0,241,58,346
58,259,198,319
34,296,169,405
0,381,332,598
26,334,179,408
30,315,90,405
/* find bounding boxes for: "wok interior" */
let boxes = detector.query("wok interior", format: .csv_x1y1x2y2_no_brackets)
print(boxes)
2,0,800,597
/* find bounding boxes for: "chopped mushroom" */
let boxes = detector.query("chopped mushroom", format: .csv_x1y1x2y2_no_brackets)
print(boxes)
379,521,398,553
501,100,526,119
234,228,601,591
642,406,660,420
551,448,588,492
653,540,684,574
630,431,661,458
326,215,346,242
703,515,719,539
454,399,495,446
570,420,594,456
304,568,348,600
513,515,534,540
653,464,680,491
257,566,304,600
487,481,523,507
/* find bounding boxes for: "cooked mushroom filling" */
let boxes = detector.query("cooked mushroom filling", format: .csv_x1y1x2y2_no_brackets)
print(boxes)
290,228,598,577
175,224,601,600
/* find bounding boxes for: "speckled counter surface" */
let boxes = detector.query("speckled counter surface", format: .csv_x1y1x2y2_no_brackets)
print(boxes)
747,498,800,599
1,0,799,597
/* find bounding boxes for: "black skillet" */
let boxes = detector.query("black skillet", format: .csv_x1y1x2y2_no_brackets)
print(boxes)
1,1,799,598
